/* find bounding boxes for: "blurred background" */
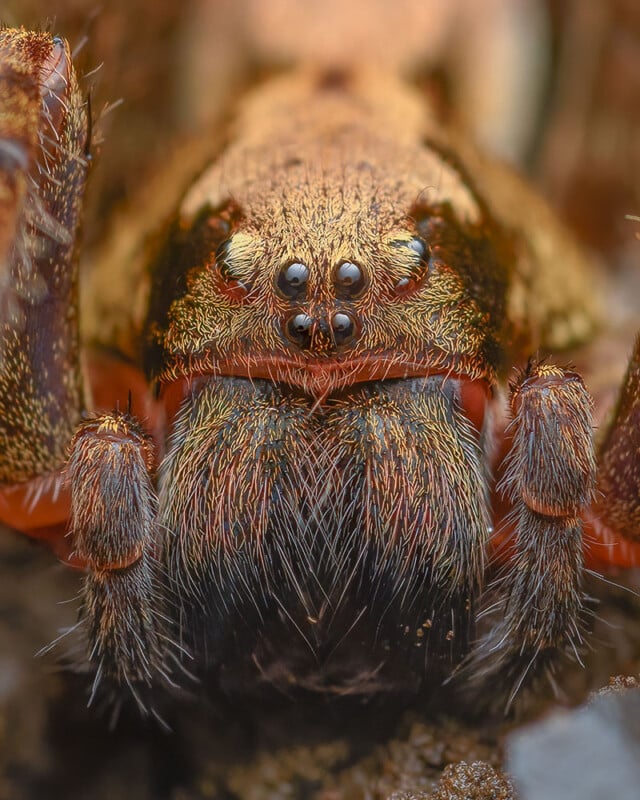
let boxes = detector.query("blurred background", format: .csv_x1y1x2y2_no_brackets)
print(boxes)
2,0,639,267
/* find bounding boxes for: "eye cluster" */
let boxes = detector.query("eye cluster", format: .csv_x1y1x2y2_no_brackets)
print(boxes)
210,209,434,356
276,259,367,351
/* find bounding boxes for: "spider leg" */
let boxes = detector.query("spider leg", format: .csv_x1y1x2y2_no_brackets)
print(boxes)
587,334,640,565
67,411,167,707
468,361,596,704
0,32,88,540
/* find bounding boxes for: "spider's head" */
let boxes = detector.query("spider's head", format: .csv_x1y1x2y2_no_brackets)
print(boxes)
145,128,511,426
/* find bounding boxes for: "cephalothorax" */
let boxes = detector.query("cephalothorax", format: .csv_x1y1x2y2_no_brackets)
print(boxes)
0,29,638,709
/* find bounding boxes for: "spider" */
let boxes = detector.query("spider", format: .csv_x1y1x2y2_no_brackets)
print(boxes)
0,23,638,717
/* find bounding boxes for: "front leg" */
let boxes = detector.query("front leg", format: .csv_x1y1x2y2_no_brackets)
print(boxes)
0,33,168,705
67,410,168,710
588,334,640,564
467,361,596,705
0,31,88,549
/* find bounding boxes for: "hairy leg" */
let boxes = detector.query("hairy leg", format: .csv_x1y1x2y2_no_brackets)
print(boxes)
0,32,171,707
468,361,596,705
0,31,88,541
587,334,640,565
67,410,168,708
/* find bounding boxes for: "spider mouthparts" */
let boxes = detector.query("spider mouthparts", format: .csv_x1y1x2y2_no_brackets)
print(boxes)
160,356,491,436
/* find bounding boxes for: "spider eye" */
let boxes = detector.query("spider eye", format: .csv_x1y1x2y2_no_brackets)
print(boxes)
215,239,250,302
393,237,431,297
207,216,231,240
334,261,366,298
285,312,313,348
331,311,357,345
406,237,427,259
277,261,309,300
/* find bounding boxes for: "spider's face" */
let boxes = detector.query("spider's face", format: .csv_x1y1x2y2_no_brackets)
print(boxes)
142,75,512,694
147,92,511,401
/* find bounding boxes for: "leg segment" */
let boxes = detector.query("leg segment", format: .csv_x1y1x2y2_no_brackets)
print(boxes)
67,411,166,707
0,31,88,522
587,334,640,565
469,362,596,703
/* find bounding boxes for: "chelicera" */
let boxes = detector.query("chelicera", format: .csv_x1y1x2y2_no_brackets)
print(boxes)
0,29,638,711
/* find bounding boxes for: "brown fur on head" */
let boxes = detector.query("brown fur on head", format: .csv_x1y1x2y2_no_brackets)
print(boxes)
144,69,511,400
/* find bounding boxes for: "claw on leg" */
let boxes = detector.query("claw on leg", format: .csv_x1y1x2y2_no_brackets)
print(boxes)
67,411,166,706
469,361,596,704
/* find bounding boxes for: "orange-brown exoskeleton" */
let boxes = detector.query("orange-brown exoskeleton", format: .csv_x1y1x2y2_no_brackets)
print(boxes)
0,28,638,712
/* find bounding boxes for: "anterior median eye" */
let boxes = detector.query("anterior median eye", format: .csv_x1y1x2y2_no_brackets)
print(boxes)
285,312,313,348
331,311,357,345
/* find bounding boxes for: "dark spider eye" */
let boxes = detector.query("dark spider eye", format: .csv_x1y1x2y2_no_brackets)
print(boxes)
277,261,309,299
215,239,250,301
285,312,313,348
394,277,413,294
331,311,357,345
393,237,431,296
406,237,427,259
334,261,366,298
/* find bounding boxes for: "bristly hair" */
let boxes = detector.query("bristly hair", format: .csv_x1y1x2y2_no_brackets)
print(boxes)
158,374,491,697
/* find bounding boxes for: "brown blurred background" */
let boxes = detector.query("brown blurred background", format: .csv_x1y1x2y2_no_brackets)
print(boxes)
2,0,639,266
